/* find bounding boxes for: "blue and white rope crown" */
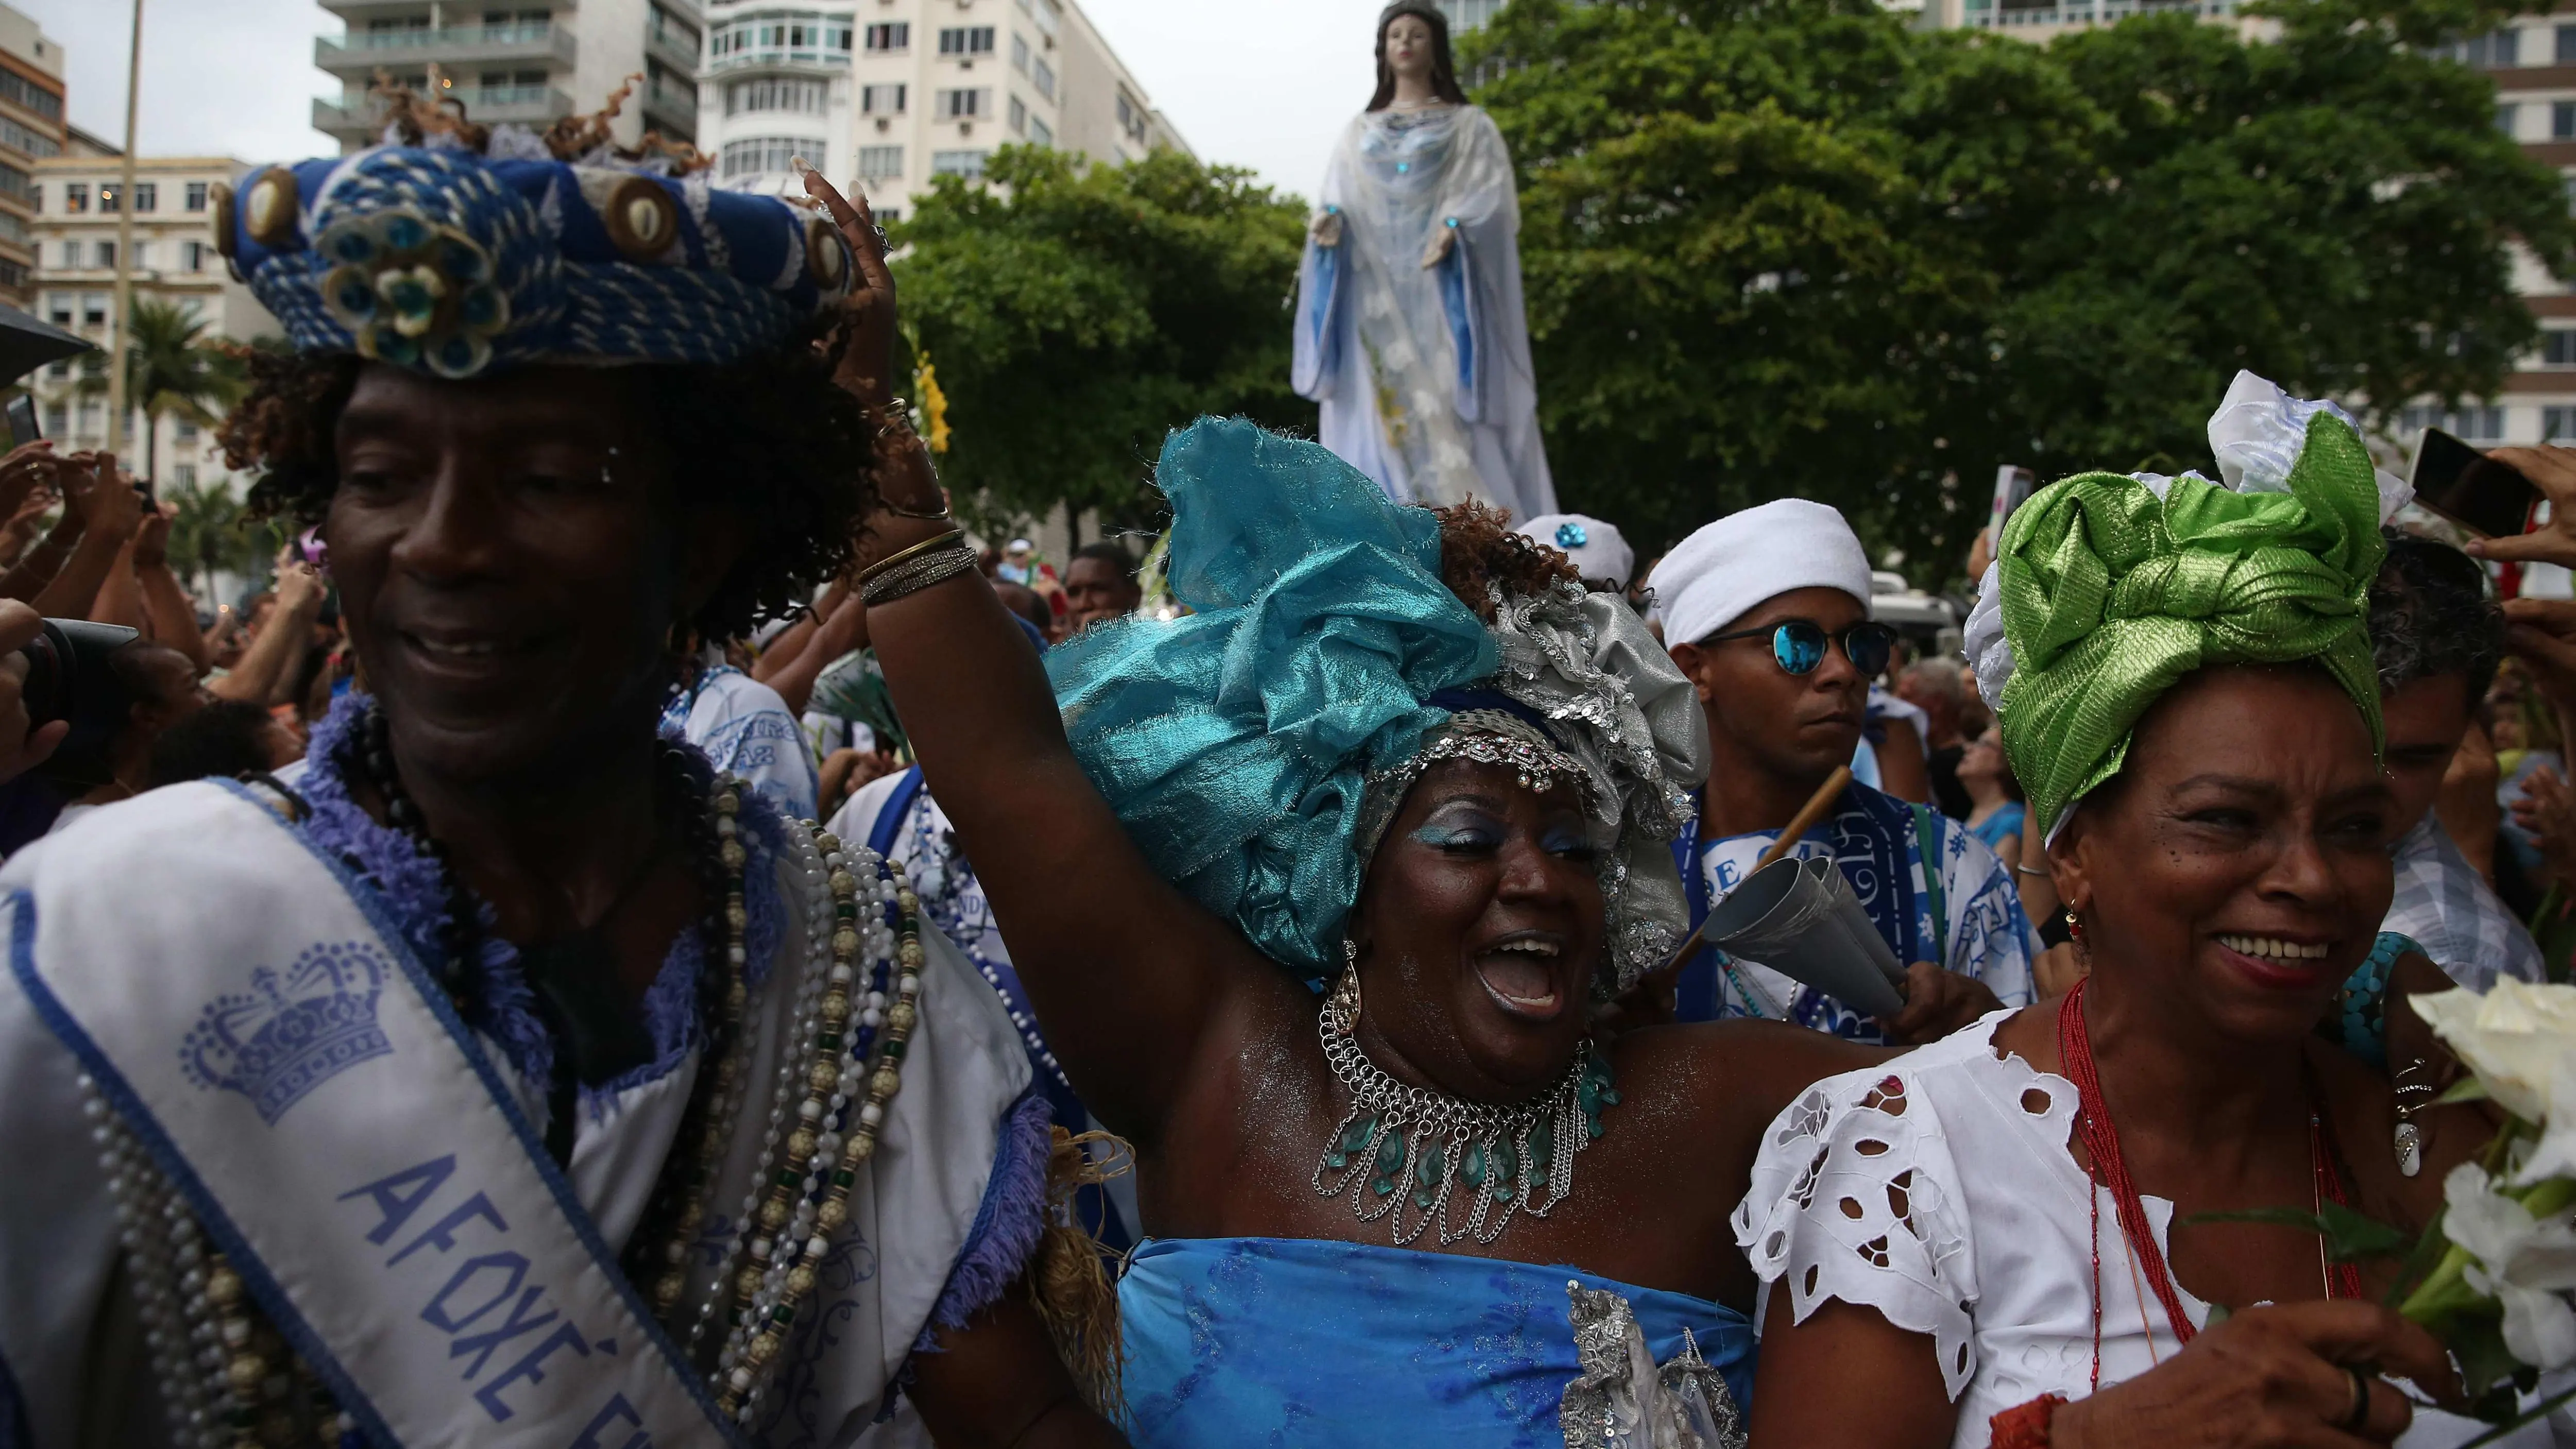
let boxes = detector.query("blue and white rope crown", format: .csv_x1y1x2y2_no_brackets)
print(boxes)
223,145,857,378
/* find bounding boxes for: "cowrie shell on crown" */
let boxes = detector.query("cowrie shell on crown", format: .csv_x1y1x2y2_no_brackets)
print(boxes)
243,167,299,249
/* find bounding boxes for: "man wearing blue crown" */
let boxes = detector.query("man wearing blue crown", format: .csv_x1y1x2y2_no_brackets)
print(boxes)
0,98,1124,1449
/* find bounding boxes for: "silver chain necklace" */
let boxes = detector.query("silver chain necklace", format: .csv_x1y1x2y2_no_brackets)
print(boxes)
1310,967,1615,1247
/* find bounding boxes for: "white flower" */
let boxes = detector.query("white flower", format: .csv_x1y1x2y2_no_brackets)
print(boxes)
2444,1162,2576,1371
2408,980,2576,1123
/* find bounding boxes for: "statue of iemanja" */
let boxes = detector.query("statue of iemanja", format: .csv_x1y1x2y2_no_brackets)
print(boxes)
1292,3,1557,522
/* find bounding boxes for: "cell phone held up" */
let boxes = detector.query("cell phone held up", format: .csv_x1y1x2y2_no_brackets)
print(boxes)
5,394,36,451
2411,428,2542,539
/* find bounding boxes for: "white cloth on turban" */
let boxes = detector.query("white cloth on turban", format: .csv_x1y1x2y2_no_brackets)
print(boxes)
1646,499,1874,646
1515,513,1635,589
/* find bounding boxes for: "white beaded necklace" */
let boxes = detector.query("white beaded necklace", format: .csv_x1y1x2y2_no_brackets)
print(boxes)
86,776,926,1442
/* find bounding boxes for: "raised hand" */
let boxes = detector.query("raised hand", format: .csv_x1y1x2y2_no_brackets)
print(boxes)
795,160,900,411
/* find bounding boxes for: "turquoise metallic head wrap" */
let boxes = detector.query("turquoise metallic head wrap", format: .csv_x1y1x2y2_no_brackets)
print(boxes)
1046,418,1707,986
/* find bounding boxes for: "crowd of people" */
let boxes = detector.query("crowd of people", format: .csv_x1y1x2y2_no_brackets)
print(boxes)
0,49,2570,1449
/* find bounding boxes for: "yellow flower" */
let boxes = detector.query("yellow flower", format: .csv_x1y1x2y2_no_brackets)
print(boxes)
914,354,951,455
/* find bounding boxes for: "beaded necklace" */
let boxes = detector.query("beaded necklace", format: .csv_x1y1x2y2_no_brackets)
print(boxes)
87,707,930,1441
906,789,1071,1094
2055,980,2361,1389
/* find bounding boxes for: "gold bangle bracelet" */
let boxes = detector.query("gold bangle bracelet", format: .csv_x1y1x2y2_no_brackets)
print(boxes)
855,527,966,589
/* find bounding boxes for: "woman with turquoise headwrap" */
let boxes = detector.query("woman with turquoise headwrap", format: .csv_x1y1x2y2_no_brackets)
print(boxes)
1733,376,2514,1448
803,172,1872,1447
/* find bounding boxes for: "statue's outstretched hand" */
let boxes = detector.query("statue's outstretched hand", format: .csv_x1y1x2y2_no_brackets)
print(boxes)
1310,209,1344,248
1420,224,1455,269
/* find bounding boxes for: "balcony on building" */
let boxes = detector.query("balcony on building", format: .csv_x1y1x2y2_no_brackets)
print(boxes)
315,81,577,147
1963,0,2236,28
313,18,579,83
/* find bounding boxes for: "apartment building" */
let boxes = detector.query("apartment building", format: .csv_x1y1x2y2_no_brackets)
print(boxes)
0,4,65,308
26,131,273,491
696,0,1188,219
2440,22,2576,450
313,0,705,154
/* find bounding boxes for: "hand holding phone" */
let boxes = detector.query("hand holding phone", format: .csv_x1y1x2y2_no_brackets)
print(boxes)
2466,442,2576,569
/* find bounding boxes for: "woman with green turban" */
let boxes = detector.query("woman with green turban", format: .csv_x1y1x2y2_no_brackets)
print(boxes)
1731,376,2506,1447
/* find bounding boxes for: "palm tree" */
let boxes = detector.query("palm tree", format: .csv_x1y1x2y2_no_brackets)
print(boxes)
76,298,247,491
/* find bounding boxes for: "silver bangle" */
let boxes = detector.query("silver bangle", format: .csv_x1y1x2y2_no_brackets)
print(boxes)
2014,864,2052,879
860,540,978,606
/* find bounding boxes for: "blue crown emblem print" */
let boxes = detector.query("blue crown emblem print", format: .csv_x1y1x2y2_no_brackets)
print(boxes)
180,942,395,1124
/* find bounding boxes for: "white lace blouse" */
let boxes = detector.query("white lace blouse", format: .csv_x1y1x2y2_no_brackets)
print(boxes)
1729,1012,2546,1449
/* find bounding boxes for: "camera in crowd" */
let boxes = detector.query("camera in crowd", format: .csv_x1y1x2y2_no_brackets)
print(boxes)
19,617,143,791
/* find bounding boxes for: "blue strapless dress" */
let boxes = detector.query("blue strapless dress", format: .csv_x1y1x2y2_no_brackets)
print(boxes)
1117,1236,1757,1446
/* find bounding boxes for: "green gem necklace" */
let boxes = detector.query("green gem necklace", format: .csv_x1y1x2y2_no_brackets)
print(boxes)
1310,963,1617,1248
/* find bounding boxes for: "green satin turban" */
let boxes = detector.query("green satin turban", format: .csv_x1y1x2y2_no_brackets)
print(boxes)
1993,410,2388,838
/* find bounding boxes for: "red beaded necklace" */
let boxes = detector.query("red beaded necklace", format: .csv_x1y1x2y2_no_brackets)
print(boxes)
2054,980,2362,1388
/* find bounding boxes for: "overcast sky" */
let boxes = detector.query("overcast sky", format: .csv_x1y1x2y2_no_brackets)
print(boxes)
26,0,1383,202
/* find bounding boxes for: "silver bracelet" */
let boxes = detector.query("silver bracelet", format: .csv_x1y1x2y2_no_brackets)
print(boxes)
860,540,979,606
2014,864,2052,879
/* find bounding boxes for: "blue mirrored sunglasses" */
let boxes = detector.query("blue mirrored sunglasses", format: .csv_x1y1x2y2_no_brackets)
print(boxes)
1701,619,1896,678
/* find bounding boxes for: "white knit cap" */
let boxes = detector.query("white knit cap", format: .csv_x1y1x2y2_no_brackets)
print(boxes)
1646,498,1873,646
1516,513,1636,590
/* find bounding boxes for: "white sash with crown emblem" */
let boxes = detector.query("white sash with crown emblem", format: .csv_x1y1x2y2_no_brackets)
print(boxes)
3,780,740,1449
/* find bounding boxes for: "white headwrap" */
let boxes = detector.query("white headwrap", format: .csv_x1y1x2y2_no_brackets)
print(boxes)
1644,499,1873,647
1516,514,1637,590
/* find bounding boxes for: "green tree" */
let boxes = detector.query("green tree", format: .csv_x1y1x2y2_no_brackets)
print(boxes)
164,474,277,605
78,297,248,493
1471,0,2571,582
892,145,1311,534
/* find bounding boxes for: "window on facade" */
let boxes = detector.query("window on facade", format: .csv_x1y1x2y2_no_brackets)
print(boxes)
2549,407,2576,442
131,242,149,270
2500,103,2520,136
94,241,112,269
1030,116,1053,147
81,293,105,326
58,239,76,268
132,181,156,212
861,83,907,114
2401,404,2507,442
938,27,996,55
931,149,988,179
40,405,63,438
1012,34,1030,73
0,164,24,204
62,181,84,213
0,118,58,158
718,135,825,180
857,145,905,179
182,241,206,272
185,181,208,212
2547,331,2576,366
728,77,828,115
173,463,197,488
937,89,986,119
2560,23,2576,62
1009,95,1027,133
0,70,61,122
866,22,909,50
99,184,120,213
1031,59,1056,100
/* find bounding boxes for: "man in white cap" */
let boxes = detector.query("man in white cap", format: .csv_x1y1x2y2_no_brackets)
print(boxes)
1516,513,1634,592
1648,498,2037,1044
